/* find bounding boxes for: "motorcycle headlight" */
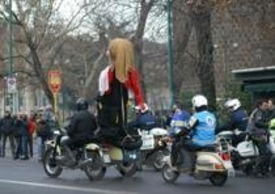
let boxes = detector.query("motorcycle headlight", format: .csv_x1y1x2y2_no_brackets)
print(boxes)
157,140,164,147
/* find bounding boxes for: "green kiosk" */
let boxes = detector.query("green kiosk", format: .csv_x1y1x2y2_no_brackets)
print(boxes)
233,66,275,101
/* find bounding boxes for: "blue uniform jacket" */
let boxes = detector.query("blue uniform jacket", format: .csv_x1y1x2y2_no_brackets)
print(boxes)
191,111,216,146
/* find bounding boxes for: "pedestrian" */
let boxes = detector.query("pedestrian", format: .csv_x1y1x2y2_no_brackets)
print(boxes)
28,113,37,158
14,113,29,160
43,105,57,131
247,99,272,177
0,111,16,158
36,119,52,161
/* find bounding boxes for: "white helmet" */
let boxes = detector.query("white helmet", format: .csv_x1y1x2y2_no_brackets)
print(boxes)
224,98,241,111
192,95,208,108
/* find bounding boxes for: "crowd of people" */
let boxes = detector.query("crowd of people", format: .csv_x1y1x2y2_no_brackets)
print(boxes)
0,106,56,161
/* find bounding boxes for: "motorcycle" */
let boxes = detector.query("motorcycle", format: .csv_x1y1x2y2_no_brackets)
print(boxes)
217,129,275,176
138,127,170,171
43,129,106,181
82,135,142,178
162,129,234,186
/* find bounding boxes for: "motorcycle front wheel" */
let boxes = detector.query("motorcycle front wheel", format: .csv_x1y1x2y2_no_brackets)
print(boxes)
152,149,170,171
43,147,63,178
209,172,228,186
117,162,137,177
84,151,106,181
161,164,179,184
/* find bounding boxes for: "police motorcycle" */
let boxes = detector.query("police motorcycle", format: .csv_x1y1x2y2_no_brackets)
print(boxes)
217,130,258,175
217,127,275,175
162,128,234,186
129,106,170,171
138,127,170,171
43,127,105,181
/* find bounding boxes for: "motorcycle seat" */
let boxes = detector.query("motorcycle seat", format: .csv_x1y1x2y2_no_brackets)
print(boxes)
197,144,217,152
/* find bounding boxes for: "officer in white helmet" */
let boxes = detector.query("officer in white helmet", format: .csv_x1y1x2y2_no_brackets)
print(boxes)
187,95,217,147
216,98,248,146
172,95,216,169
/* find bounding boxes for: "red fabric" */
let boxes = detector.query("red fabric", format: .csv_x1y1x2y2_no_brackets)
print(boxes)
106,67,145,106
28,119,36,136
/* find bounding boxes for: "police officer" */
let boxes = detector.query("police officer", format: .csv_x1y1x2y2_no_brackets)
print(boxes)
217,98,248,146
169,102,191,166
187,95,216,148
128,104,157,131
172,95,216,169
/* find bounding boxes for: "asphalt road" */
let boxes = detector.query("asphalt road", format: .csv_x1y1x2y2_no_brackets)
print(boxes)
0,157,274,194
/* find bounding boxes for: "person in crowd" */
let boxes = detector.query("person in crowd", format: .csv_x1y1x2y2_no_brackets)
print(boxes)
61,98,97,165
0,111,16,158
216,98,248,146
168,102,191,166
14,113,29,160
36,117,52,161
28,113,37,158
247,99,272,177
97,38,147,147
43,105,57,131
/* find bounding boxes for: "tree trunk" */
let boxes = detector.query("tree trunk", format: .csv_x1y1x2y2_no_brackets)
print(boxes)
193,10,216,110
132,0,156,100
173,0,194,98
28,43,54,107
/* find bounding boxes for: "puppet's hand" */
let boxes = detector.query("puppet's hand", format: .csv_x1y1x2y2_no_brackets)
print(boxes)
139,103,149,113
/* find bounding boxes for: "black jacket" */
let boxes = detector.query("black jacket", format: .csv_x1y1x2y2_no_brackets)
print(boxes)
0,116,15,135
67,110,97,141
216,108,248,134
247,108,269,136
14,119,29,137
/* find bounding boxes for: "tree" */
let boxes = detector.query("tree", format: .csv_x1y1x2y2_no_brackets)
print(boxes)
172,0,217,109
0,0,88,107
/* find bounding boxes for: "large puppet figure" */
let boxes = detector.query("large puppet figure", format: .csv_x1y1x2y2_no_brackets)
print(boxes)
97,38,146,146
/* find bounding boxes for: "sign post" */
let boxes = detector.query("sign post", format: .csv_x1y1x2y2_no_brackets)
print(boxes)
48,70,62,118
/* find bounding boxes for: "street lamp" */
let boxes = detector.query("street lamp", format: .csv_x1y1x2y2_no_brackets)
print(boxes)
167,0,175,108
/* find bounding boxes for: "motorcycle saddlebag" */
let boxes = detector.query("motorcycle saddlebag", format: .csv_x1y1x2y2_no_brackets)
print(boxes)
121,135,142,150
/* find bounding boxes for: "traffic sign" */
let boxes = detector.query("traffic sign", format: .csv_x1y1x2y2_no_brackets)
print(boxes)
6,77,17,94
48,70,62,94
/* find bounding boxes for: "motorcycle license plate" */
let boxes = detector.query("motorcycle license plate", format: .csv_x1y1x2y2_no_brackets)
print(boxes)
103,154,111,163
141,135,154,150
223,161,235,177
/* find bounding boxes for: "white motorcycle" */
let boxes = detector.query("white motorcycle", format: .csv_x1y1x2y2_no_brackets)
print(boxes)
138,127,170,171
217,129,275,175
162,130,234,186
